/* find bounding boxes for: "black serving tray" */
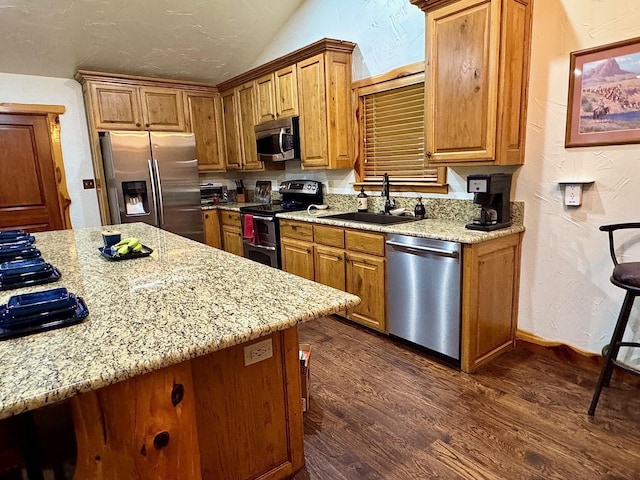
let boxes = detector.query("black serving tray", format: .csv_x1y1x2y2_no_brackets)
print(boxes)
0,242,41,262
0,297,88,340
0,266,61,291
98,245,153,261
0,230,35,244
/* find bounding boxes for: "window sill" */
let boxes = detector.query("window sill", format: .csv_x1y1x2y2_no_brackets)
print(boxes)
353,182,448,195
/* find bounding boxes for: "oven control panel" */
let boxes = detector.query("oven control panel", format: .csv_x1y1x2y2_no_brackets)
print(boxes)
279,180,321,195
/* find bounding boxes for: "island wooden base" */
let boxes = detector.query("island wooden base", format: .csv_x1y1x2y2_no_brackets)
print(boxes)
70,326,304,480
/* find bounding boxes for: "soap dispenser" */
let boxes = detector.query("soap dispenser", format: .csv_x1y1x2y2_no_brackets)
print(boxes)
357,186,368,212
414,197,426,219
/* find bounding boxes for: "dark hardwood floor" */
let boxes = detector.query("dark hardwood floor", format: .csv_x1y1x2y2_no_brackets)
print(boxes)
292,316,640,480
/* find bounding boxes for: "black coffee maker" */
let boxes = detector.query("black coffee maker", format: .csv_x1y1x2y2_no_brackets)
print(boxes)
465,173,512,231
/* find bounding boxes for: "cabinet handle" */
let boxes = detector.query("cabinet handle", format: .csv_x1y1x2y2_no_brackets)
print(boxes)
145,123,150,128
205,214,209,219
474,68,480,79
425,151,432,158
136,122,141,127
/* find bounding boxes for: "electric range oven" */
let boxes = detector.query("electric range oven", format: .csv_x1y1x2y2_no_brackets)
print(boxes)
239,180,323,269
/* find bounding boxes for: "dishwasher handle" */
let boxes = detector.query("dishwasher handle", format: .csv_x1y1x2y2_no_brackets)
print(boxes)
386,240,460,259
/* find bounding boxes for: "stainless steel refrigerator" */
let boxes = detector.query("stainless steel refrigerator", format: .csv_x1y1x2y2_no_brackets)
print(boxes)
101,131,204,243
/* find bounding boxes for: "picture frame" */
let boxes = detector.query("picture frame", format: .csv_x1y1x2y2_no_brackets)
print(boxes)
565,36,640,148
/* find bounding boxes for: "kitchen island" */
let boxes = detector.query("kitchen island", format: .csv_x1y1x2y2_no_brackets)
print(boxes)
0,223,360,479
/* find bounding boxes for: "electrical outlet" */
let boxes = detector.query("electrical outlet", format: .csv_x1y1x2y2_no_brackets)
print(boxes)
82,179,95,189
244,338,273,366
564,184,583,206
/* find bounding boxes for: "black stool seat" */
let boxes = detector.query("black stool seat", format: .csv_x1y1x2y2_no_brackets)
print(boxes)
612,262,640,290
589,223,640,415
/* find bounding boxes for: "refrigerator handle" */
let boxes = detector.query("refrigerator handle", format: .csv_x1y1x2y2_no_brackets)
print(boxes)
153,158,165,227
147,159,159,226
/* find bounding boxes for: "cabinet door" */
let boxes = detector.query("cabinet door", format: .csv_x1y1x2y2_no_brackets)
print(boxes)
281,238,314,281
185,92,225,172
221,225,243,256
202,210,221,249
275,65,299,118
314,245,346,291
461,233,521,372
221,90,242,169
346,251,386,332
297,54,328,168
256,74,277,123
425,0,499,164
237,83,263,171
90,83,143,130
139,86,186,131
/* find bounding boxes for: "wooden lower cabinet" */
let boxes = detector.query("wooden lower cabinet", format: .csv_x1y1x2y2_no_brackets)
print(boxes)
221,225,243,256
70,327,304,480
345,252,386,332
202,210,221,249
314,245,346,291
281,238,315,281
461,233,522,372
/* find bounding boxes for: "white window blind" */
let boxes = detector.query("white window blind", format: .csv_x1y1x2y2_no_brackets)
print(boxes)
362,82,438,182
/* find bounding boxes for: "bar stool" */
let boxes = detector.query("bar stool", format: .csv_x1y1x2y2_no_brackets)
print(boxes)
589,222,640,415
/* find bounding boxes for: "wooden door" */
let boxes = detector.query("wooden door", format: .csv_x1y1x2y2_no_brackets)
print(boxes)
90,82,143,130
139,86,186,131
202,210,221,249
275,66,299,118
221,90,242,169
256,74,277,123
425,0,499,164
297,54,328,168
0,113,66,231
185,92,225,172
315,245,346,291
281,238,314,281
221,225,243,256
237,83,262,171
346,252,386,332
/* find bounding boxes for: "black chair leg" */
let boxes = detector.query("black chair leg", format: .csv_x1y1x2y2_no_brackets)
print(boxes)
588,291,636,416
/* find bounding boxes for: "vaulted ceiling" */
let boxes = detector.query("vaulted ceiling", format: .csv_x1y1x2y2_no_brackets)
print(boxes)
0,0,305,85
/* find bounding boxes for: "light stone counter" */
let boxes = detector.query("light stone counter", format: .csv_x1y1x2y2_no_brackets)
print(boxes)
277,210,524,244
0,223,359,420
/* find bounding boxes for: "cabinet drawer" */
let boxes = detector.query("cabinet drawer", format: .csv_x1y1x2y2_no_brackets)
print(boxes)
345,230,385,257
280,220,313,241
314,225,344,248
220,210,240,226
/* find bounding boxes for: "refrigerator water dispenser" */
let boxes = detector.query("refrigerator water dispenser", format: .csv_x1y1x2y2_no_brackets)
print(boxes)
121,181,149,216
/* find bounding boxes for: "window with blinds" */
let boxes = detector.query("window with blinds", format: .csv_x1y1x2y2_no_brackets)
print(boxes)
361,82,438,183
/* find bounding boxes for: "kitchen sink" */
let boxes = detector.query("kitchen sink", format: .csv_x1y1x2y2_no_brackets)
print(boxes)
322,212,418,225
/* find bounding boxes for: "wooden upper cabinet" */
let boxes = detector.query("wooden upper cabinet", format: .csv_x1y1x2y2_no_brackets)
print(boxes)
221,89,242,169
185,92,225,172
89,83,186,132
256,66,299,124
256,74,277,123
139,86,186,131
419,0,532,166
297,52,353,170
90,83,143,130
236,82,262,171
274,65,298,118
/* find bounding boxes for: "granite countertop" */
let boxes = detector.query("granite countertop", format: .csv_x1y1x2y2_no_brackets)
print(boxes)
0,223,359,420
277,210,525,244
201,202,262,212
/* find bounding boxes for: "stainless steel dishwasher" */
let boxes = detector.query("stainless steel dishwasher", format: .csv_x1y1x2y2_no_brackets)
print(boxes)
386,234,462,362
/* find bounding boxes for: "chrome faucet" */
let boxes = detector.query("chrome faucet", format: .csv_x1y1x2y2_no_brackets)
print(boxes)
381,173,396,214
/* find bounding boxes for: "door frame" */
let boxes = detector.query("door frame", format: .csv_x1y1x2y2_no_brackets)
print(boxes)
0,103,72,229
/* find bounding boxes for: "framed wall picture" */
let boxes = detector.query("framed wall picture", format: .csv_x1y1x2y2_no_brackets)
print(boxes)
565,36,640,148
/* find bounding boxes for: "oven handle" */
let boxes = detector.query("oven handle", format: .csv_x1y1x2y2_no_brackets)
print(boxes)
243,240,276,251
245,214,274,222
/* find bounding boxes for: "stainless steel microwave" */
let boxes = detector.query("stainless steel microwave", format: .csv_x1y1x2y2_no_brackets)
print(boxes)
254,116,300,162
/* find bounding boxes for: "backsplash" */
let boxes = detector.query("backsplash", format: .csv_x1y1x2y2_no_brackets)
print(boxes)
322,193,524,226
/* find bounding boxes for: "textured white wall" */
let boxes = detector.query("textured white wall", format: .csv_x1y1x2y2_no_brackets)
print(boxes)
0,73,101,228
239,0,640,354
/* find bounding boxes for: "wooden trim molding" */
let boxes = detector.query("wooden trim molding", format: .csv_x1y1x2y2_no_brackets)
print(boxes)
217,38,356,91
0,103,72,229
75,71,218,93
410,0,459,12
